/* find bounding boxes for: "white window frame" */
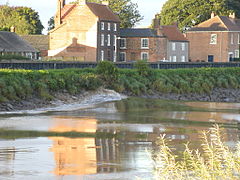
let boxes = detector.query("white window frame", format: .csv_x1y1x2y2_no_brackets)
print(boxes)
181,43,185,51
114,23,117,31
113,35,116,46
119,52,126,61
141,52,149,60
120,38,126,49
101,50,104,61
172,42,176,51
235,50,239,58
238,34,240,44
141,38,149,49
181,55,185,62
107,34,111,46
101,22,105,30
113,51,117,62
108,23,111,31
172,56,177,62
210,34,217,44
101,34,104,46
231,34,234,44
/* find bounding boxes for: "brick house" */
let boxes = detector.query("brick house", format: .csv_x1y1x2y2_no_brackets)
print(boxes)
119,18,189,62
186,13,240,62
48,0,120,62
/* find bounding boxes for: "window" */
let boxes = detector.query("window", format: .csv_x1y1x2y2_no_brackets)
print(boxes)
120,38,126,49
108,23,111,31
172,43,176,51
172,56,177,62
181,55,185,62
141,38,149,49
181,43,185,51
101,22,104,30
141,52,149,60
235,50,239,58
119,52,126,61
101,34,104,46
210,34,217,44
107,34,111,46
231,34,234,44
101,50,104,61
238,34,240,44
114,23,117,31
113,35,116,46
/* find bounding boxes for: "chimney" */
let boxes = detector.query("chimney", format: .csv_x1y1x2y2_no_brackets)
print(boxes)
153,14,161,29
55,0,63,26
211,12,215,19
10,26,15,33
102,1,109,6
78,0,86,5
229,12,236,19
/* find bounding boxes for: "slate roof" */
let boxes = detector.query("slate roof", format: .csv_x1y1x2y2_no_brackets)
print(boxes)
0,31,38,53
120,28,158,37
189,16,240,31
61,3,120,22
161,25,188,42
20,35,49,51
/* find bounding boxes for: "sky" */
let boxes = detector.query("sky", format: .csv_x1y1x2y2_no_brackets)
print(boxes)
0,0,167,34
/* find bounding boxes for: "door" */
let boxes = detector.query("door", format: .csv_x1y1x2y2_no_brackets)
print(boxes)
208,55,214,62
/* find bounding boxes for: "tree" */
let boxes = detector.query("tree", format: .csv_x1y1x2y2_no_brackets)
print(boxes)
157,0,240,30
48,0,143,30
0,5,44,35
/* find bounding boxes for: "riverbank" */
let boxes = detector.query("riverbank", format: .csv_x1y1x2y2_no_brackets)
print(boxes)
1,61,240,112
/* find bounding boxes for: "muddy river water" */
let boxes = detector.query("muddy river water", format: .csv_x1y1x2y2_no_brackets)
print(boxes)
0,97,240,180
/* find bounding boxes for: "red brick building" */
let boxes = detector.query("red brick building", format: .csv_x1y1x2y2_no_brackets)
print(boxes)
186,13,240,62
48,0,120,62
119,18,189,62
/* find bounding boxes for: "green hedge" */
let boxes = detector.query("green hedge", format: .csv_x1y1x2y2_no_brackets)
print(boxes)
1,61,240,102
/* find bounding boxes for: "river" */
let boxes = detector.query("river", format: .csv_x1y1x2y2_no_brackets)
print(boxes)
0,97,239,180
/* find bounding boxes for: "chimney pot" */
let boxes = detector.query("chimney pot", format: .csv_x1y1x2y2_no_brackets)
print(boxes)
78,0,86,5
211,12,215,19
10,26,15,33
229,12,236,19
102,1,109,6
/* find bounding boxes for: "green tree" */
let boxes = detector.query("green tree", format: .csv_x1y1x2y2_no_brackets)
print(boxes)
48,0,143,30
157,0,240,30
0,5,44,35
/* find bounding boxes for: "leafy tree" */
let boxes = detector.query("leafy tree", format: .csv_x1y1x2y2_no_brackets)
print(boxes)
0,5,44,35
157,0,240,30
48,16,55,31
48,0,143,30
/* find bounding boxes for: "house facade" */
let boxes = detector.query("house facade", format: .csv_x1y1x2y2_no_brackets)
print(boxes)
48,0,120,62
0,31,39,59
186,13,240,62
119,17,189,62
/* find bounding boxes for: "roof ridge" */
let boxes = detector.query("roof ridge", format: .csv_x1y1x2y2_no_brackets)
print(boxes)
217,16,229,31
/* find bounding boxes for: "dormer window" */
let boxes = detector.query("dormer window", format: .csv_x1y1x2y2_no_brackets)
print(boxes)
210,34,217,44
141,38,149,49
101,22,105,30
108,23,111,31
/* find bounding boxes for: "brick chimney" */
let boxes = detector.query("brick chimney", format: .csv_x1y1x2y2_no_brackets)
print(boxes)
211,12,215,19
229,12,236,19
102,1,109,6
78,0,86,5
10,26,15,33
153,14,160,29
55,0,64,26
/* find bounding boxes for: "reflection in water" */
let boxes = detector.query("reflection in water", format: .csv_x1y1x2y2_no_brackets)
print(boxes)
0,98,240,179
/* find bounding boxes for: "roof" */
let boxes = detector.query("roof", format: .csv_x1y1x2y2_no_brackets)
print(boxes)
161,25,188,42
0,31,38,53
60,3,120,22
86,3,120,22
188,16,240,32
20,35,49,51
120,28,158,37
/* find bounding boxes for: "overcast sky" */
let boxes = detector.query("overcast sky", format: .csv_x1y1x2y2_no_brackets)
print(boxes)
0,0,167,34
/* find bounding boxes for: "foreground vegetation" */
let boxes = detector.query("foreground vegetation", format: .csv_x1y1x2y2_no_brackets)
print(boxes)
153,125,240,180
1,61,240,103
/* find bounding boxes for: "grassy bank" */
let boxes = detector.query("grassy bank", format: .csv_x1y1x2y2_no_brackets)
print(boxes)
1,61,240,103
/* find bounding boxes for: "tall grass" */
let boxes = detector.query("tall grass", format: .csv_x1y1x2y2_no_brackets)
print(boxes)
152,125,240,180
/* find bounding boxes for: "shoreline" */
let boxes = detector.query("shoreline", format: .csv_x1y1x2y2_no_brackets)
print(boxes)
0,87,240,113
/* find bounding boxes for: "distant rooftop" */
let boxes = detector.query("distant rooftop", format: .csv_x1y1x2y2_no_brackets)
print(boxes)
120,28,159,37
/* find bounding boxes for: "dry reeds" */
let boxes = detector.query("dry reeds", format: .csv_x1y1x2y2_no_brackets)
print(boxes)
153,125,240,180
